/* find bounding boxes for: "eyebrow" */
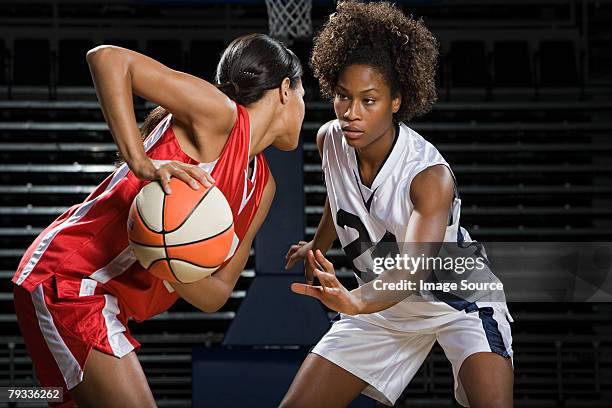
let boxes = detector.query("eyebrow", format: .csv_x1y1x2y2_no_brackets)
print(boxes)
336,84,379,94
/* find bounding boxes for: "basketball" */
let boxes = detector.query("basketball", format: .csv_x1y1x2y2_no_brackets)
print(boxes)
127,177,235,283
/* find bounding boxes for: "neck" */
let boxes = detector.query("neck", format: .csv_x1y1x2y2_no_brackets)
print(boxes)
356,123,396,181
245,99,277,161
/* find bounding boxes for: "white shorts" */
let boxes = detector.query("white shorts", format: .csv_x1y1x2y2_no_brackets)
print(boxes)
311,304,513,407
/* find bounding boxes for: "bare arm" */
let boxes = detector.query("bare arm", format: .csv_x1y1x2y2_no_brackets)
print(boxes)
86,45,234,185
312,120,338,253
169,173,276,313
285,121,337,282
293,164,455,315
351,164,455,314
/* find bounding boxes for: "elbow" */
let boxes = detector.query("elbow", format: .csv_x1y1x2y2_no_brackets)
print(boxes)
197,289,231,314
86,45,114,65
86,45,127,74
199,303,222,314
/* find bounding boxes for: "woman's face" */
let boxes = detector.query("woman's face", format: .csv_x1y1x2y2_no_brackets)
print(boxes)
273,79,305,151
333,64,401,149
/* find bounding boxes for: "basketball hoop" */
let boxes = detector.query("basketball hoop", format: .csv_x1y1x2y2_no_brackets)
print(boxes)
265,0,312,43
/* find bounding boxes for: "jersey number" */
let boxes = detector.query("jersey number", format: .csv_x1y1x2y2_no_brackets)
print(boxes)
336,209,399,282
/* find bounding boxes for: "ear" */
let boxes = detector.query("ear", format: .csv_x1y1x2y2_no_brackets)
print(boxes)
391,93,402,114
279,77,291,104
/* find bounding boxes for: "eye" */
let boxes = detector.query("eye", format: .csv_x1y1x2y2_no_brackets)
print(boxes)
364,98,376,105
336,92,348,100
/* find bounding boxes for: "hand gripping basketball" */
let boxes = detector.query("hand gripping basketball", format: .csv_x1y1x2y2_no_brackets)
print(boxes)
137,159,215,194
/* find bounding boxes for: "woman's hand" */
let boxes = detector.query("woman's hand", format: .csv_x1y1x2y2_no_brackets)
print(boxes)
285,240,315,278
290,249,364,316
134,159,215,194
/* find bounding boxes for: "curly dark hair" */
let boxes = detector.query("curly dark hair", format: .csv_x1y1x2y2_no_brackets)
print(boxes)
311,0,439,122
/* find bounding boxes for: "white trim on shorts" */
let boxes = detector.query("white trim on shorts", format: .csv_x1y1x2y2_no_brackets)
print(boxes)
311,305,513,407
31,285,84,390
101,294,136,358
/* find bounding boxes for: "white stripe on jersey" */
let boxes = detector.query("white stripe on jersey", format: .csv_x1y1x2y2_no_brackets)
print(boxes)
89,246,137,284
15,114,174,286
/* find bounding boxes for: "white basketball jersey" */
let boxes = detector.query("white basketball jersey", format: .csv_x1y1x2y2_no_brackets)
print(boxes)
321,120,508,331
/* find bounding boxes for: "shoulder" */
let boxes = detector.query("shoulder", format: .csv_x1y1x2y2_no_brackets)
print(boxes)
409,164,454,213
316,119,338,158
192,98,238,143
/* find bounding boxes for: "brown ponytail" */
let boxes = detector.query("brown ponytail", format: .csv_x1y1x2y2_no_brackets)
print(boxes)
114,105,169,166
139,105,169,139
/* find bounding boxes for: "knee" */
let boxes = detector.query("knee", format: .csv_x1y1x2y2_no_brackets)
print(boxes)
278,394,308,408
468,392,512,408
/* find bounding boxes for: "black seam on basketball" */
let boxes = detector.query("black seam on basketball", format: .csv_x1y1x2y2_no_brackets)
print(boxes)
129,239,165,248
131,222,233,248
165,222,234,247
162,192,176,282
165,185,215,234
135,197,163,234
165,257,219,269
148,258,166,270
166,258,181,282
162,193,181,282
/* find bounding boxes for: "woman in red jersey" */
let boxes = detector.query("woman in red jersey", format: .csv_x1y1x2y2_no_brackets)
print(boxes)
12,33,304,407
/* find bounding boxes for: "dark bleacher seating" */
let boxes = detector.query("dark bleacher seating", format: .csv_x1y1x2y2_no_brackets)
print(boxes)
146,39,183,71
58,39,93,86
436,45,446,88
13,39,50,86
539,40,580,86
1,1,611,406
449,41,488,87
102,38,140,53
189,40,226,81
289,39,318,100
0,39,6,85
494,41,532,86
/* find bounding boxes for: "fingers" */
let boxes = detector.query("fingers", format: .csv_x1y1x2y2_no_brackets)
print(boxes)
290,283,322,299
306,250,321,274
187,165,214,188
285,245,299,261
157,162,215,193
157,170,173,194
315,249,334,274
305,265,314,285
285,243,305,270
313,268,339,294
285,253,298,270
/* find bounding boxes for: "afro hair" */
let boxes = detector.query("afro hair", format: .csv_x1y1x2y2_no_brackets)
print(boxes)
310,0,439,122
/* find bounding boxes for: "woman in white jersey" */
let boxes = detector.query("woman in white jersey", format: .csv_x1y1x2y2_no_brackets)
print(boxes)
281,1,513,407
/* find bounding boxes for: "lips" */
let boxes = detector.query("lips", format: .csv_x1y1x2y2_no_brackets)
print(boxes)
342,126,364,139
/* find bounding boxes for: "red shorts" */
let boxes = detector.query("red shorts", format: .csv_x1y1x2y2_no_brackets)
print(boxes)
13,276,141,408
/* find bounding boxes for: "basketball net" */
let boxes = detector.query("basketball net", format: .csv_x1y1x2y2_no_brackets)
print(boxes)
265,0,312,42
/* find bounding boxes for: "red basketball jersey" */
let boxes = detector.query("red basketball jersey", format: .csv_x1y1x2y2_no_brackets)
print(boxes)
12,103,270,322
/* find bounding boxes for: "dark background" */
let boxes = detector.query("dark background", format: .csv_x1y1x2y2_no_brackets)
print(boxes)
1,0,611,406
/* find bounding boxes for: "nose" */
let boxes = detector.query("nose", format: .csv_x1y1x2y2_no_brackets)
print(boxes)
343,99,361,121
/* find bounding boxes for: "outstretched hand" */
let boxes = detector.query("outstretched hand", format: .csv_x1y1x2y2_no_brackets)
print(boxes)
290,249,363,316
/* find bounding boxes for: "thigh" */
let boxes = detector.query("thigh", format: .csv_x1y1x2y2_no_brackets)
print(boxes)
69,349,156,408
281,316,436,407
459,352,513,408
279,353,367,408
437,305,514,407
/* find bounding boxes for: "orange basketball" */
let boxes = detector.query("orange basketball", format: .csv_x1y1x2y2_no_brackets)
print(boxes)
127,178,235,283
